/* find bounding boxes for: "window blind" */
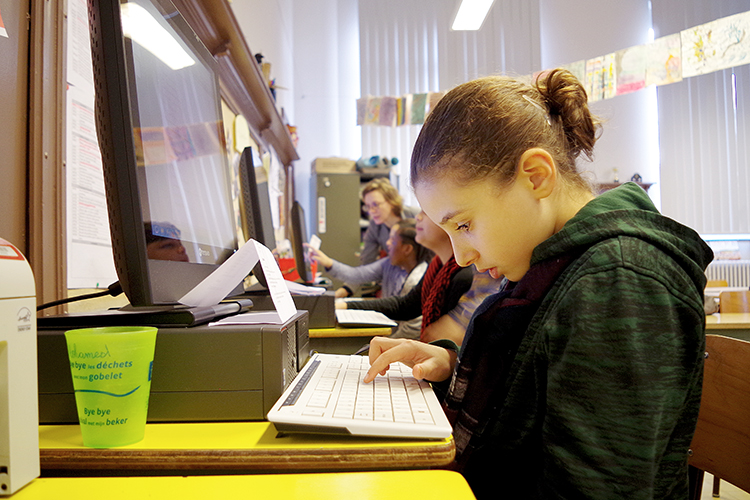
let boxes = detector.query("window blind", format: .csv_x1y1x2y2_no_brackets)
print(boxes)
652,0,750,233
357,0,541,205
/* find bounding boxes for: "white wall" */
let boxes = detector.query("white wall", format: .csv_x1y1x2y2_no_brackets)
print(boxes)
230,0,296,124
233,0,663,218
231,0,361,229
291,0,361,223
540,0,661,207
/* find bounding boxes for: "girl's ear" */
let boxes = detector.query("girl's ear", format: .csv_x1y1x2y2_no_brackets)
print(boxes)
516,148,556,200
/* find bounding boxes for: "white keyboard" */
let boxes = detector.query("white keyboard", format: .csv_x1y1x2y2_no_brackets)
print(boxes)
267,353,452,439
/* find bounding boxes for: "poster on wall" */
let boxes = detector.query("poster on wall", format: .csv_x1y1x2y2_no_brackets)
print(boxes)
65,0,118,288
66,0,93,89
681,10,750,78
645,33,682,87
65,87,118,289
560,60,586,86
584,53,616,102
615,44,646,95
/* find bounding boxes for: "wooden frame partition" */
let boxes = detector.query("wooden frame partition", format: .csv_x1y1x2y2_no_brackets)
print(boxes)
29,0,67,312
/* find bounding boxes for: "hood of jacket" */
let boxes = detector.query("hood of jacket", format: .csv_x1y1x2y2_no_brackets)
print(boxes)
530,182,714,293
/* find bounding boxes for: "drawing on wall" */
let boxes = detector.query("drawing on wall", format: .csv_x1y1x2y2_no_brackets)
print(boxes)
585,53,616,102
645,33,682,87
365,96,382,125
410,93,427,125
379,96,397,126
396,96,406,125
560,60,586,87
356,97,366,125
0,5,8,38
616,45,647,95
358,9,750,125
427,91,445,118
681,10,750,78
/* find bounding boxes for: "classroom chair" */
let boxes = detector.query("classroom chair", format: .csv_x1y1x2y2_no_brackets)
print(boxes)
687,334,750,500
718,290,750,313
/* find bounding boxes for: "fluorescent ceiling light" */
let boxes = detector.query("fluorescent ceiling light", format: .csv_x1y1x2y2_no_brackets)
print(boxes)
452,0,495,31
121,3,195,70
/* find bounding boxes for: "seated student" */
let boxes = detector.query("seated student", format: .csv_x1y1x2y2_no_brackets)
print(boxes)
340,211,496,345
364,70,713,499
306,219,432,299
359,177,419,266
421,270,505,343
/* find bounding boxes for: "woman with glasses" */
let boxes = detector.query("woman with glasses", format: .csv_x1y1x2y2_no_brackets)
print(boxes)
360,178,418,266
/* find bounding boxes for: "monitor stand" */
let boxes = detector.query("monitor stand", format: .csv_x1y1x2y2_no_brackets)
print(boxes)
37,299,254,329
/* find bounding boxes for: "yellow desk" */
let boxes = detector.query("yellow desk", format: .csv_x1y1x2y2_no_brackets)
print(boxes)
12,470,476,499
705,313,750,342
308,326,392,354
39,421,455,473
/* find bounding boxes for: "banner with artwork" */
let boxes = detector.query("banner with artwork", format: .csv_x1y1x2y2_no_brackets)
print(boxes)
358,10,750,126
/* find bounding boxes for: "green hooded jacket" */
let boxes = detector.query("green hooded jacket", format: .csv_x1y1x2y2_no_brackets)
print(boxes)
462,182,714,499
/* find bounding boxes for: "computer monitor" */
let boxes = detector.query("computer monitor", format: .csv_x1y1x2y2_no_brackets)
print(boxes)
238,146,276,287
289,201,314,285
238,147,275,249
88,0,241,307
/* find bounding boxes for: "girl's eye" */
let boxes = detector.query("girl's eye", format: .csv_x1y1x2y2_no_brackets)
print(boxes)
456,222,470,232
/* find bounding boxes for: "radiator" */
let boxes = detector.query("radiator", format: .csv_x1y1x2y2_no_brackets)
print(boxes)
705,260,750,288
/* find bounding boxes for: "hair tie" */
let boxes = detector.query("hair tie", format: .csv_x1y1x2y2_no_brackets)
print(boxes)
523,94,551,126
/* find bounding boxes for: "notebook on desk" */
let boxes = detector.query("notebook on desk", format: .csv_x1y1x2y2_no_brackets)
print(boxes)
335,309,397,327
267,353,452,439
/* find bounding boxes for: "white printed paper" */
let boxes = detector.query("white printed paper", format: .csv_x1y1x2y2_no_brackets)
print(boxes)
309,234,321,250
180,239,297,323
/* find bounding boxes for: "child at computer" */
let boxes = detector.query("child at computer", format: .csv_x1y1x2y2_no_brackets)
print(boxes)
306,219,432,300
364,69,713,499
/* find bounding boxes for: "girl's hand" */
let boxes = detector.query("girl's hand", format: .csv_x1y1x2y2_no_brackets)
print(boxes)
303,243,333,269
364,337,456,383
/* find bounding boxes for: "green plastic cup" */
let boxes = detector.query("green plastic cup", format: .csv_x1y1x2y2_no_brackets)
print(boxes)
64,326,157,448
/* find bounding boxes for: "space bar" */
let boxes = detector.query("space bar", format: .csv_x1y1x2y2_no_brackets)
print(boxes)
281,359,321,406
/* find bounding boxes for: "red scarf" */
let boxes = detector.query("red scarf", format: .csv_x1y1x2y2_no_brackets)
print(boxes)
420,255,462,338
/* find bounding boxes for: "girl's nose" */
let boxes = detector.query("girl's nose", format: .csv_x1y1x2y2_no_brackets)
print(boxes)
451,239,478,268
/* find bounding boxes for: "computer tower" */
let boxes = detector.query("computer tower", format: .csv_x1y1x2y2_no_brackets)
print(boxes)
37,311,310,423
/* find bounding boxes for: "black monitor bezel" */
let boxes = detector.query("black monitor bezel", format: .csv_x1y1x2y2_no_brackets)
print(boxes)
238,147,275,249
289,200,313,285
238,146,276,288
88,0,240,306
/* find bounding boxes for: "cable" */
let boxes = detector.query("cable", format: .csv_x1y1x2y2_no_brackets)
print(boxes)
37,281,124,311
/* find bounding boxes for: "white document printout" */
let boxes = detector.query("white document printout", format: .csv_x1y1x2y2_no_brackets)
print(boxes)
179,239,297,324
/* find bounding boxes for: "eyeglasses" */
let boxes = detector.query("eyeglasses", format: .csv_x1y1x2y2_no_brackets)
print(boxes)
364,201,386,212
